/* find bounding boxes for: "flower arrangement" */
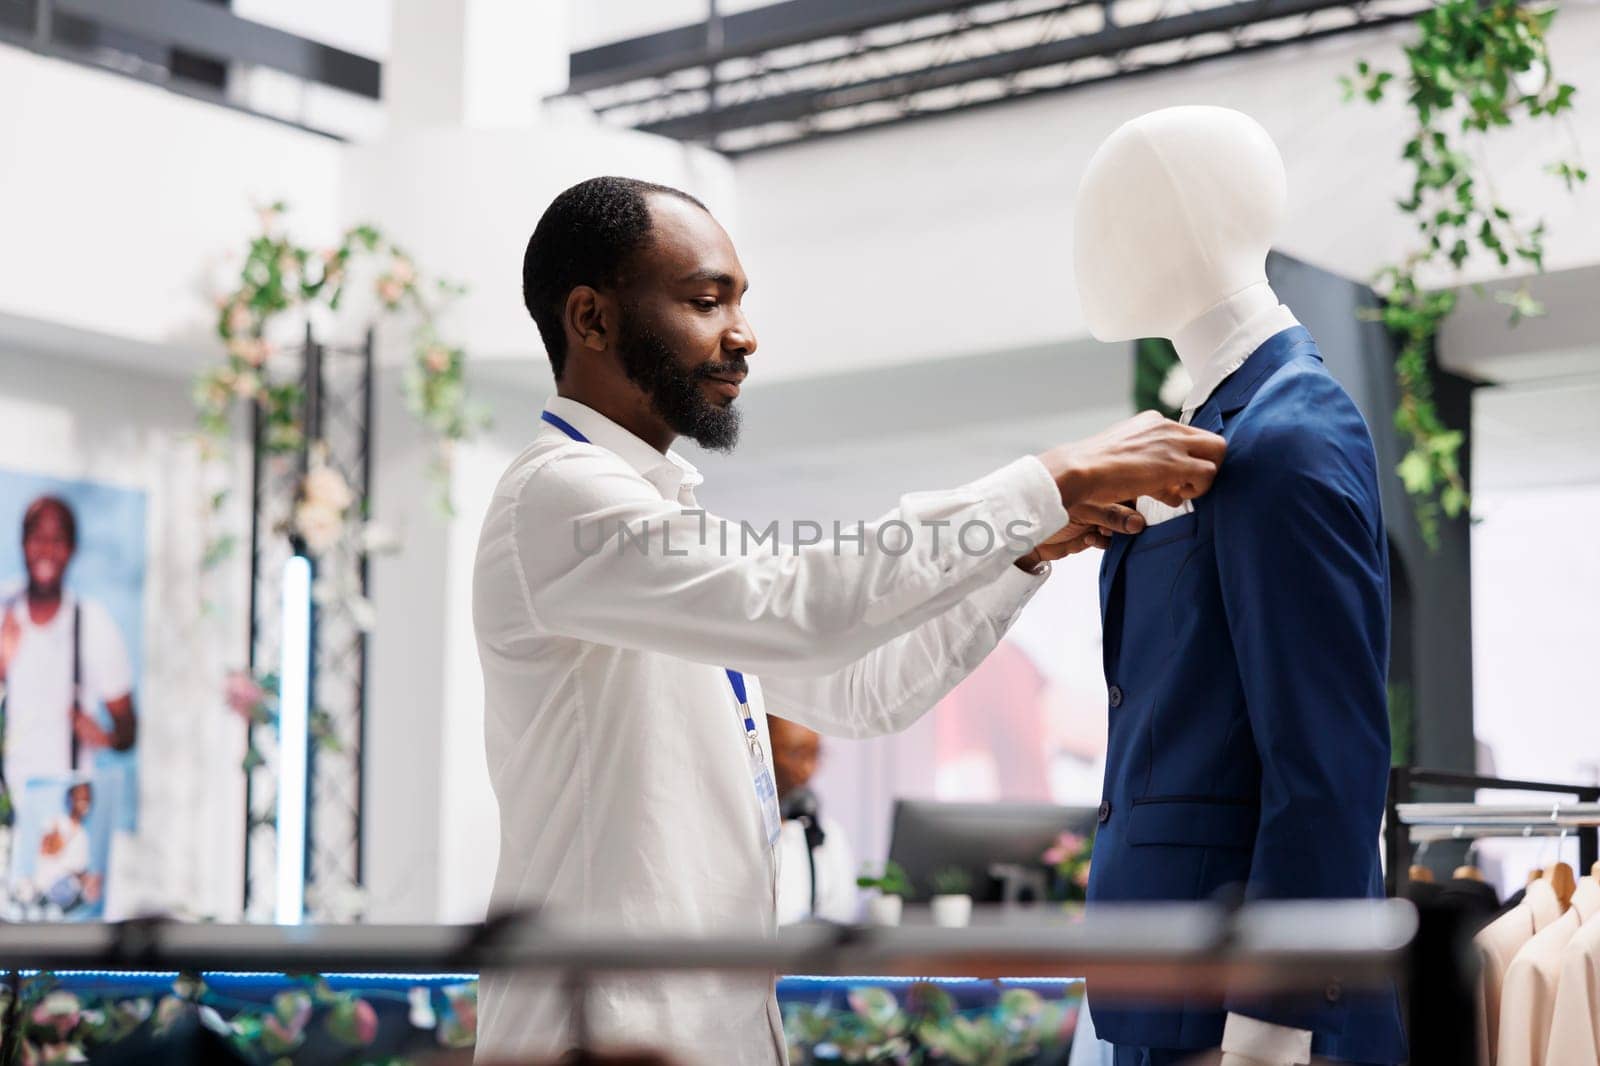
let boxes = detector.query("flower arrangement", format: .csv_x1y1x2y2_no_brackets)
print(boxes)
783,982,1080,1065
0,973,478,1064
200,203,480,749
1043,831,1093,903
195,202,485,552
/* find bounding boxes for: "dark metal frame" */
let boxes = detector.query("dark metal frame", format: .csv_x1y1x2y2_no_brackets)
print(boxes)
1384,766,1600,898
561,0,1432,153
0,0,380,140
242,327,375,920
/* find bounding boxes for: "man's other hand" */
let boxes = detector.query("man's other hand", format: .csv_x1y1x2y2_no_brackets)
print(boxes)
1014,502,1145,570
1038,410,1226,509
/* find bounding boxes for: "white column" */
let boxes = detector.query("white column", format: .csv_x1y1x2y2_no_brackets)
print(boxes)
387,0,572,130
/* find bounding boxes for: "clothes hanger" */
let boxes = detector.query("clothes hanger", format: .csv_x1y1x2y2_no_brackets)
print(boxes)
1547,828,1577,909
1451,836,1484,881
1408,839,1433,884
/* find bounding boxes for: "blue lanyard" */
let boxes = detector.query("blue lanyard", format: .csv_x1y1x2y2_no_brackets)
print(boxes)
540,409,755,733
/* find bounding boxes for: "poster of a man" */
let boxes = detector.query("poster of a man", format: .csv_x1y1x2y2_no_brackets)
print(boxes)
0,497,137,795
0,468,145,918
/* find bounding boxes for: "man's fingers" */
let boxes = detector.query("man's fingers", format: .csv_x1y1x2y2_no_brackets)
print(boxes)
1071,501,1146,534
1172,422,1228,463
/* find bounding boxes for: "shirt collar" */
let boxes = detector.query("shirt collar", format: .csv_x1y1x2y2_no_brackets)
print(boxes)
1181,303,1302,416
543,395,704,500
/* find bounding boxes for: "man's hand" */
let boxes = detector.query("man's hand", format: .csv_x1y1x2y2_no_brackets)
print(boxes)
0,607,19,680
72,710,113,750
1038,410,1227,510
1014,502,1145,570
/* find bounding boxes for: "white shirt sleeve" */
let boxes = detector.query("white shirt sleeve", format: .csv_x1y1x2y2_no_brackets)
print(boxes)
759,562,1048,738
507,449,1066,678
81,600,133,705
1220,1012,1313,1065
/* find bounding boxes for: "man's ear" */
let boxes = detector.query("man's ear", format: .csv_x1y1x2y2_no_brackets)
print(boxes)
566,286,613,354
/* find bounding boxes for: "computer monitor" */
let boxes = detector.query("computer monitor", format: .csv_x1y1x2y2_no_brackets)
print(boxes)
886,800,1099,903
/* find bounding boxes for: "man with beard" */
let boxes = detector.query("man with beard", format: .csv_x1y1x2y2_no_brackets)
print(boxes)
471,176,1227,1064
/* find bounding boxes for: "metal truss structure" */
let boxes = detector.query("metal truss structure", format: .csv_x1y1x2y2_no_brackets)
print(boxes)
243,328,374,922
561,0,1433,154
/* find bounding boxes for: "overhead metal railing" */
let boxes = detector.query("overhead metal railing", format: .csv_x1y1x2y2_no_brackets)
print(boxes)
0,0,380,139
557,0,1433,153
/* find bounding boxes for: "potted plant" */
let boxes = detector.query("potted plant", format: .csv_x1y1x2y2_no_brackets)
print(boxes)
856,861,912,926
929,867,973,928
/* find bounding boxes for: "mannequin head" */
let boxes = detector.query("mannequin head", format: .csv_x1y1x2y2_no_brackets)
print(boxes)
1074,106,1286,342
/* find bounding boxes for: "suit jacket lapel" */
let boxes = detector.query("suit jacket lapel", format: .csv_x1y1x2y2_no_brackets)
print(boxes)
1100,326,1317,624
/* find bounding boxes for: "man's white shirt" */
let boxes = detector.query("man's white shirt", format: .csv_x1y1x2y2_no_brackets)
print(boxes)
471,396,1066,1064
1,592,132,788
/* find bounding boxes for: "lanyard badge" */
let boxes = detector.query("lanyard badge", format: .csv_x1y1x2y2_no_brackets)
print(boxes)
727,669,783,850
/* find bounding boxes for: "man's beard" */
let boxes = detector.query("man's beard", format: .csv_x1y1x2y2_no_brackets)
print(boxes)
617,311,743,453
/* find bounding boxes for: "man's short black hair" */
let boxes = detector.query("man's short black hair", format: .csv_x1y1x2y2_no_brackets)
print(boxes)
22,496,76,551
522,176,708,380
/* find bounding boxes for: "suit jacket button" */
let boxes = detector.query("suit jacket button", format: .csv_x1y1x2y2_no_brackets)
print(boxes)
1108,685,1124,708
1325,982,1342,1003
1097,801,1111,823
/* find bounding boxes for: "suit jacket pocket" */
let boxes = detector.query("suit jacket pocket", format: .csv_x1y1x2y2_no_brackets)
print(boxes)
1126,511,1199,555
1127,796,1258,850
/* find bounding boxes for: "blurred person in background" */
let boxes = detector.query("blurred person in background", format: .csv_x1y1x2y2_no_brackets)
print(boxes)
769,715,858,925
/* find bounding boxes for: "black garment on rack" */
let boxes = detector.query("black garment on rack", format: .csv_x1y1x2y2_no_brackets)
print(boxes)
1438,878,1501,923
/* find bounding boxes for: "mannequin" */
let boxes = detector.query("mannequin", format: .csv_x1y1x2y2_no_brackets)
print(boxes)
1073,107,1406,1066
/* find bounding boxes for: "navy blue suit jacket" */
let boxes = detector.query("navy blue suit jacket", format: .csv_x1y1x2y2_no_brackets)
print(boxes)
1086,327,1406,1063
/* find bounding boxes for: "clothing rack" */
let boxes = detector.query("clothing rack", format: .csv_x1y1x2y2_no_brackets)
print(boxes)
1385,767,1600,896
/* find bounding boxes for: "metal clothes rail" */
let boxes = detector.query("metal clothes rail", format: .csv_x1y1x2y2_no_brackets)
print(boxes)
1385,767,1600,896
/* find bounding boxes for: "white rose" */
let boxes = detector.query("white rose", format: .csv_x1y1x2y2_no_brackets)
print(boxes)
1158,360,1194,412
391,257,415,285
294,501,344,555
227,303,253,335
302,466,354,512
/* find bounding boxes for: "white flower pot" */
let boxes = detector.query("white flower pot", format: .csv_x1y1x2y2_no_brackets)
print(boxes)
867,894,903,927
931,894,973,928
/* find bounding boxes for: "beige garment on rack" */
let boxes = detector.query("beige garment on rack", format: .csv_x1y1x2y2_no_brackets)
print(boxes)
1548,886,1600,1064
1478,879,1563,1065
1498,878,1600,1066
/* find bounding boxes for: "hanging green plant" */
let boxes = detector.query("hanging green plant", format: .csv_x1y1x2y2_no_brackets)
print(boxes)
194,202,486,535
1342,0,1586,548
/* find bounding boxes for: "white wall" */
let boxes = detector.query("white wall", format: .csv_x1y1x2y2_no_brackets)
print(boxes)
0,47,344,355
730,9,1600,384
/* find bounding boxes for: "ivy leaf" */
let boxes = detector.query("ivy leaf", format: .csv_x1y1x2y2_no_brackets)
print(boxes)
1397,450,1435,495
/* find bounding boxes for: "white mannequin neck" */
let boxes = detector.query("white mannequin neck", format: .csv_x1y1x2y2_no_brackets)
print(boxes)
1172,281,1282,372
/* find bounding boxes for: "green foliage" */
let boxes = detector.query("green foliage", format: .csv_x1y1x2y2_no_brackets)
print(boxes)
931,867,973,896
1388,681,1415,767
856,860,914,899
1133,337,1184,421
2,972,476,1063
1344,0,1585,548
784,982,1081,1066
194,203,487,555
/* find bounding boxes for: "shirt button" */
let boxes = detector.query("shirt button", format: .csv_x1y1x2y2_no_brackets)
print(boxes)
1108,685,1124,709
1097,801,1112,824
